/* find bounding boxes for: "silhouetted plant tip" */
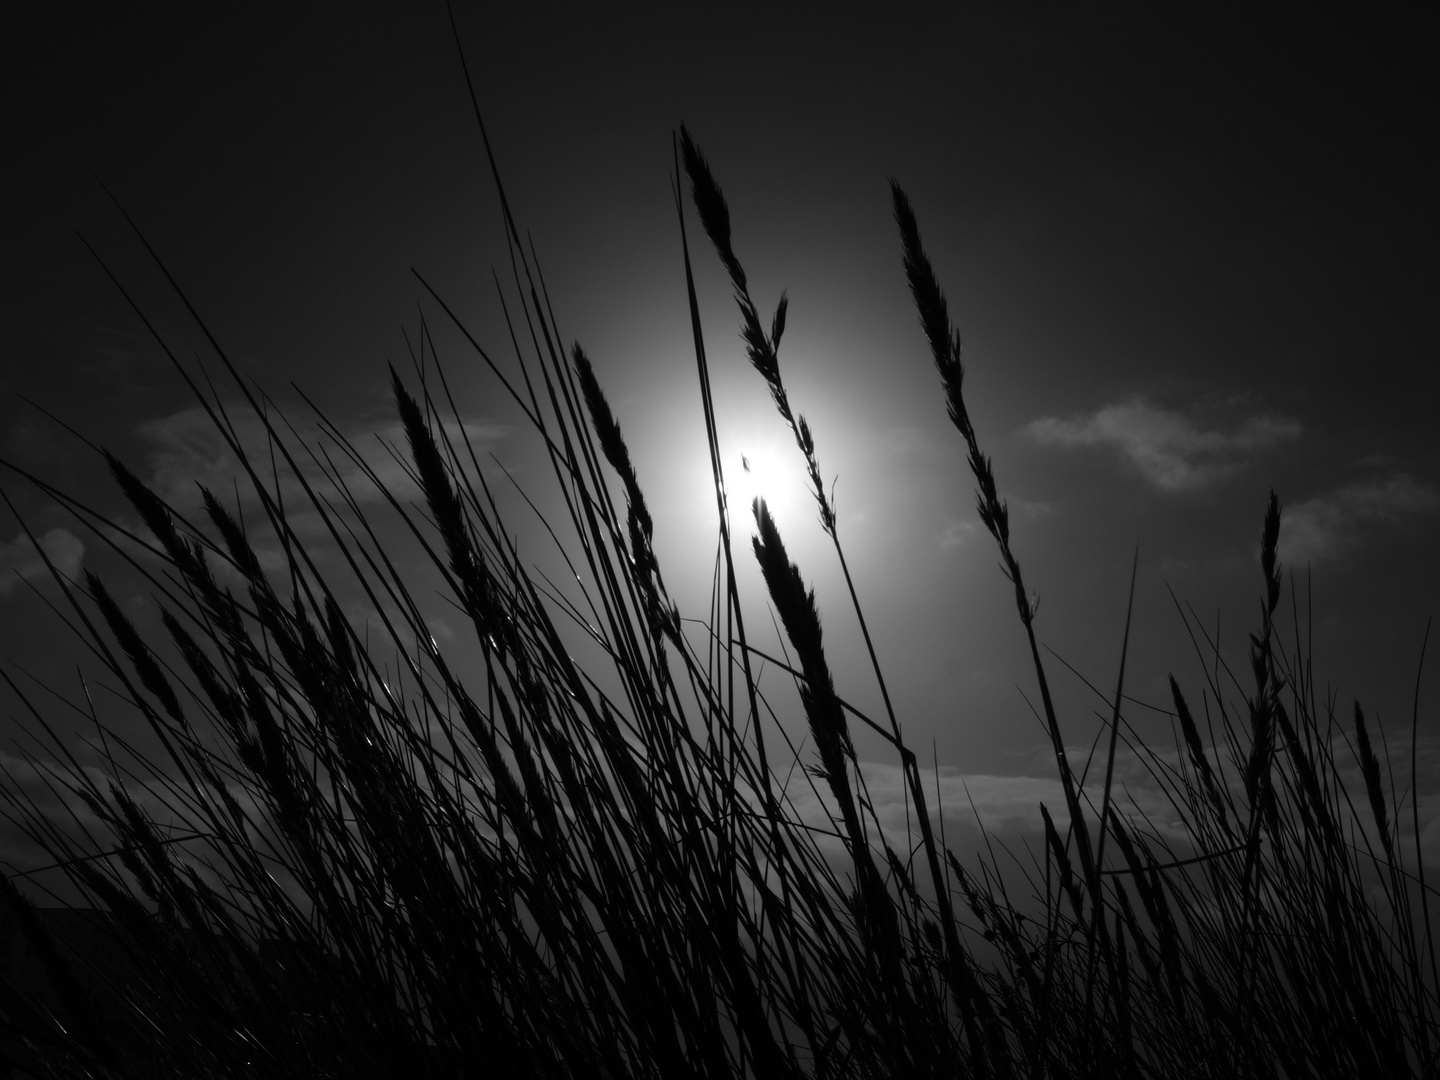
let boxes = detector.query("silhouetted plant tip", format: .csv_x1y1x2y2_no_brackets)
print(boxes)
1355,702,1394,860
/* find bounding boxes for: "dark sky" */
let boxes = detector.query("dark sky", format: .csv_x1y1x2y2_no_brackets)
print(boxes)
3,3,1436,881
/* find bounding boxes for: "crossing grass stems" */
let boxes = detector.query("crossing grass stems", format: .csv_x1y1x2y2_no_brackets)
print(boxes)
0,64,1435,1080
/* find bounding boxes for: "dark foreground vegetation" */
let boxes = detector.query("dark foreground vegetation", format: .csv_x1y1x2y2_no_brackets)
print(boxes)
0,57,1435,1080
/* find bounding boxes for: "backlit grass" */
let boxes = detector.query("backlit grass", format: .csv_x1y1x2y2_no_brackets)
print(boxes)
1,78,1435,1080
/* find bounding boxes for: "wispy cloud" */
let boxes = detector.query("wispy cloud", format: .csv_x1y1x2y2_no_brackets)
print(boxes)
0,527,84,598
939,500,1047,551
1023,398,1301,492
779,756,1182,857
1278,473,1438,567
939,520,978,550
136,405,508,516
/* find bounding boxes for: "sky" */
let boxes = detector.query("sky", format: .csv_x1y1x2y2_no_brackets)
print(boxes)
2,3,1437,896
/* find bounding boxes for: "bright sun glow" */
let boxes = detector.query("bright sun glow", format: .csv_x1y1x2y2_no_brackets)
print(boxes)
728,440,810,533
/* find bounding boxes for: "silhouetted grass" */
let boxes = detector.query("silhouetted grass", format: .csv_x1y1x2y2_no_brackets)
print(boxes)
1,83,1435,1080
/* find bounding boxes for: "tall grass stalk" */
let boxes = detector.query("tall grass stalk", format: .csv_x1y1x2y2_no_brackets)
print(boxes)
1,90,1435,1080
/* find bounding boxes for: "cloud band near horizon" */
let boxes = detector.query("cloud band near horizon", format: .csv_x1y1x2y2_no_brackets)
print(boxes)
1023,398,1301,492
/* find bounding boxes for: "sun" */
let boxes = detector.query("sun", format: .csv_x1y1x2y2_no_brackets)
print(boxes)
727,439,811,535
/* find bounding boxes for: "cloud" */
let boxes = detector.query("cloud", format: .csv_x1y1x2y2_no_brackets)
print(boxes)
1023,398,1301,492
939,520,978,550
1278,473,1438,567
0,527,84,597
135,405,508,514
780,760,1102,855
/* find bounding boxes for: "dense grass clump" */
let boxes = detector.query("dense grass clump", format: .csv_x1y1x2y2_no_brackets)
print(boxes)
0,106,1435,1078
